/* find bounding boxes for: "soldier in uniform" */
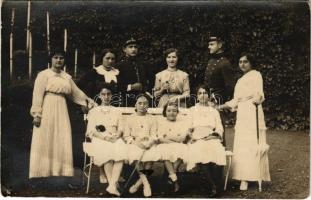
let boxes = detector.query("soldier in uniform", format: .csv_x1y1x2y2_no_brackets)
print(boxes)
204,34,236,144
117,38,150,107
203,33,236,196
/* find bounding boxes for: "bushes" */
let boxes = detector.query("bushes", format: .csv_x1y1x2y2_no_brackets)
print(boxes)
1,2,309,130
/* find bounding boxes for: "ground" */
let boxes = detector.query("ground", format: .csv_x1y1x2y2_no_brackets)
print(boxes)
2,124,309,198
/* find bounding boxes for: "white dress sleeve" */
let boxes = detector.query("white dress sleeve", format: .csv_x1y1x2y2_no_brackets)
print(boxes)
30,72,47,118
252,71,265,104
68,79,88,106
123,117,133,143
149,117,158,142
86,109,97,137
225,82,238,112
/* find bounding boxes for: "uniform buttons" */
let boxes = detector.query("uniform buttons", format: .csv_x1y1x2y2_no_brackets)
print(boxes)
169,129,171,131
141,125,144,128
177,134,180,136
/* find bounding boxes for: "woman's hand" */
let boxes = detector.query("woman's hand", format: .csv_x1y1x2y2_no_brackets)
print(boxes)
159,135,173,143
134,140,148,149
81,105,89,114
87,98,96,108
189,138,197,144
218,104,230,111
107,135,118,143
169,95,180,103
162,82,170,92
252,94,262,105
125,137,134,144
33,116,41,127
131,83,143,91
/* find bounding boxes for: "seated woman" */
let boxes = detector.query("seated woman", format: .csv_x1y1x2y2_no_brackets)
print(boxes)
123,94,159,197
157,101,192,192
86,85,127,196
153,48,190,108
186,86,226,197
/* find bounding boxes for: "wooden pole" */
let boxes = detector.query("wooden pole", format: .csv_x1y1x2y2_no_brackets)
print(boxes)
64,29,67,72
92,51,96,68
47,11,50,68
74,49,78,78
10,8,15,81
28,31,32,79
26,0,31,51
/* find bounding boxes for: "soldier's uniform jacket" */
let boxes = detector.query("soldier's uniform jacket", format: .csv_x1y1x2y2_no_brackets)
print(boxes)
117,56,148,106
204,53,236,102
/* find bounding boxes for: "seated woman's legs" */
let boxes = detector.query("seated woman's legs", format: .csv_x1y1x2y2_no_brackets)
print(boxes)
104,161,124,196
129,161,152,197
199,163,217,196
164,160,180,192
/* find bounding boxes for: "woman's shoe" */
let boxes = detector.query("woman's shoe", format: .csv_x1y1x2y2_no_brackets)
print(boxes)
207,187,217,198
173,181,180,193
239,181,248,191
129,179,142,194
106,185,121,196
143,182,152,197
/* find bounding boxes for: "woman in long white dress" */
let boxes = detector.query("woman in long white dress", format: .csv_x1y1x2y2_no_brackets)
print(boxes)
29,49,94,178
85,86,127,196
187,86,226,196
123,94,159,197
219,52,270,190
157,102,191,192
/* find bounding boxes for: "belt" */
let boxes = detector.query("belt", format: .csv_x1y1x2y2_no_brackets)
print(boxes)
45,91,65,97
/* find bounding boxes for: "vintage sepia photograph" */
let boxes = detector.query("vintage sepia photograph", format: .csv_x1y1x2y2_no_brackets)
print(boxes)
1,0,310,198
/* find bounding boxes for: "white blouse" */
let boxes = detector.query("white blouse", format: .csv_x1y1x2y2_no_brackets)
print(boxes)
86,105,122,138
189,104,224,140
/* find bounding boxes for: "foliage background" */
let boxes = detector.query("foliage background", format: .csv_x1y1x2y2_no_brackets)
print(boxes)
1,1,310,130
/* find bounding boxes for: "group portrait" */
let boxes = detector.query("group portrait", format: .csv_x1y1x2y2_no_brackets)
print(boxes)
1,0,310,199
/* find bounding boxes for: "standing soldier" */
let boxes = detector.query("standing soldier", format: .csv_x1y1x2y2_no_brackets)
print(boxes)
117,38,150,107
204,33,236,143
203,33,236,195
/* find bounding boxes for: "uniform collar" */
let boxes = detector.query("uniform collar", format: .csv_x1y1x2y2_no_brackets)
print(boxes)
210,52,224,60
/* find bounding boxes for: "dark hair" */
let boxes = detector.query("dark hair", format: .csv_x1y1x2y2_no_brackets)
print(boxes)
162,101,179,117
134,93,150,112
49,48,67,62
195,84,208,95
163,48,179,58
100,49,115,60
239,52,256,69
99,83,113,93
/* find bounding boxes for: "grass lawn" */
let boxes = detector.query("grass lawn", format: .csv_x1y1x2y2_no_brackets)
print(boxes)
2,126,309,199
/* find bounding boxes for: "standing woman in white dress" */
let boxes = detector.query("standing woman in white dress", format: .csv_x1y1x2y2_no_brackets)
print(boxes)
85,85,127,196
29,49,94,179
123,94,159,197
219,52,270,190
157,102,191,192
187,86,226,196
